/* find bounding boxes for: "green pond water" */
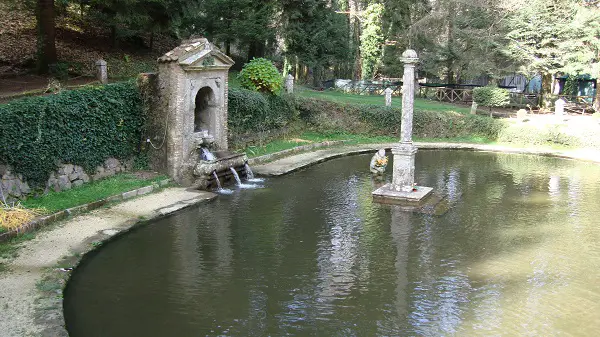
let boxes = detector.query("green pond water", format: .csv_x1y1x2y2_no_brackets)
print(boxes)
64,150,600,336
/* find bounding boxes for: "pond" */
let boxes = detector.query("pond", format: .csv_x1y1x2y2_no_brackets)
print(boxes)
64,150,600,336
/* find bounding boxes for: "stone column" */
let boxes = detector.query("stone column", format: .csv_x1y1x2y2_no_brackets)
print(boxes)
285,74,294,94
391,50,419,192
96,59,108,84
385,87,393,107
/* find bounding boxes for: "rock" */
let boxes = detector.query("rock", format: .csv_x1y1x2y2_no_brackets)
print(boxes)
59,164,74,175
72,180,84,187
2,172,15,181
57,175,72,190
2,179,18,198
123,158,134,171
96,166,105,174
69,171,79,181
0,164,8,176
74,165,84,174
19,181,31,195
47,173,57,187
81,173,90,183
104,158,120,171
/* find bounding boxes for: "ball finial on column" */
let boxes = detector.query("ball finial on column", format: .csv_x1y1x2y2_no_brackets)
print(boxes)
401,49,419,64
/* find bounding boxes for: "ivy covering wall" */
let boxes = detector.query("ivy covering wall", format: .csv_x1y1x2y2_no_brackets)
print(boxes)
0,82,143,188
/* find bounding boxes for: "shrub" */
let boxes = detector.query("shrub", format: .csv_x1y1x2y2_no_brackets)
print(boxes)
237,58,282,95
228,88,297,134
473,86,510,117
0,82,144,187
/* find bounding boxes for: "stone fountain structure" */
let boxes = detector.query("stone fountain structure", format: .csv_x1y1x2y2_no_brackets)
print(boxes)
372,50,433,204
144,38,247,189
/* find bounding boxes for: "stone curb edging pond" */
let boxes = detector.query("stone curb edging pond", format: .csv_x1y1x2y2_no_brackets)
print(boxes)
0,178,172,244
247,140,349,166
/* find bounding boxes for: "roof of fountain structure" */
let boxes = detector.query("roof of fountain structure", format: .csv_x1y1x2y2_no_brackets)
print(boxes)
158,38,235,68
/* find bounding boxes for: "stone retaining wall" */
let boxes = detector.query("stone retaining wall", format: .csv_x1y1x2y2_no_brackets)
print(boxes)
0,158,133,203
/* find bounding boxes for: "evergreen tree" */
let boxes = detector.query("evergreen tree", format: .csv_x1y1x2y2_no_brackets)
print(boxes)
280,0,351,86
558,1,600,112
504,0,579,108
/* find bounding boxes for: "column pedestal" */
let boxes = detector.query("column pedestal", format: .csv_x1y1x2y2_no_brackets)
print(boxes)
372,143,432,204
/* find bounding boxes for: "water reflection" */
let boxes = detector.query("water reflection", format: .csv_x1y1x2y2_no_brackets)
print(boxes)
64,151,600,336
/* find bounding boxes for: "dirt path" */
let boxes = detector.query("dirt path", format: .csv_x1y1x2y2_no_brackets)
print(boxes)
0,188,216,337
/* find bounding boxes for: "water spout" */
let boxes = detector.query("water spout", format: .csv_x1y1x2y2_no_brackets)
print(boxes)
201,147,216,161
244,163,254,179
212,171,222,190
230,167,242,186
244,163,264,183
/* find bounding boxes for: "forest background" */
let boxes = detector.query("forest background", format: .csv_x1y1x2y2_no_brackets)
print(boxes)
1,0,600,110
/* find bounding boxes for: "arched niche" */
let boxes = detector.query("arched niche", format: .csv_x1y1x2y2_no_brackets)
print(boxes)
194,86,216,133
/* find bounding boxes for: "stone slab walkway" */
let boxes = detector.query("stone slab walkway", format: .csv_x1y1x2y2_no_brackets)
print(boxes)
0,187,216,337
252,142,600,177
252,143,397,176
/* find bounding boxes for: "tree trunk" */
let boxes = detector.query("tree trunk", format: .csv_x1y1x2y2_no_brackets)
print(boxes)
225,40,231,56
348,0,362,80
540,72,553,109
594,78,600,114
313,65,324,88
36,0,57,74
445,0,455,85
110,25,117,48
247,41,265,62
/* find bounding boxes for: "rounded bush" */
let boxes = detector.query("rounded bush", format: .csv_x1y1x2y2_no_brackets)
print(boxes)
473,86,510,108
237,58,282,95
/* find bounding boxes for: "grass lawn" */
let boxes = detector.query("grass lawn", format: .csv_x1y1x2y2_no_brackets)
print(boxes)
296,88,473,114
21,173,167,213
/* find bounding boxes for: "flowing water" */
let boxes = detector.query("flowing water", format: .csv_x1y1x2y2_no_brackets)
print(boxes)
245,163,265,183
230,167,242,185
201,147,216,161
211,171,222,190
245,163,255,179
230,167,263,189
64,151,600,336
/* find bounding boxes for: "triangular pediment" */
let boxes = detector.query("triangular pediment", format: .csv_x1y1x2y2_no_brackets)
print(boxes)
158,38,234,69
180,50,234,68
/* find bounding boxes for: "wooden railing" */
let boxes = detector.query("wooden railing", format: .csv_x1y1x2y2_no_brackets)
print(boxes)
509,93,539,107
337,83,595,112
417,87,473,103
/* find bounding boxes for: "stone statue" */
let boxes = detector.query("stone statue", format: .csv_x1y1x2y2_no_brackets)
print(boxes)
369,149,388,175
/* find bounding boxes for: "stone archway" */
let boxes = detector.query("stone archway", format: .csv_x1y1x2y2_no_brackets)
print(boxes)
194,86,216,133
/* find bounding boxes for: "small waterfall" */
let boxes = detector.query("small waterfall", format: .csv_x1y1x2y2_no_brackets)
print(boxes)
201,147,216,161
244,163,264,183
212,171,222,189
244,163,254,179
230,167,242,185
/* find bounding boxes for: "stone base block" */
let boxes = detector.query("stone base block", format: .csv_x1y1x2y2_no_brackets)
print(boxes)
372,184,433,205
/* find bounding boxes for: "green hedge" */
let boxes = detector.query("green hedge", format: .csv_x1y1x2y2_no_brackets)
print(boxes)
0,82,143,187
294,97,503,140
228,88,297,134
